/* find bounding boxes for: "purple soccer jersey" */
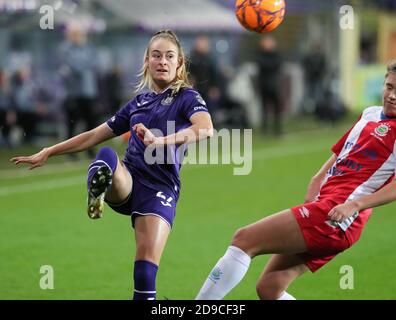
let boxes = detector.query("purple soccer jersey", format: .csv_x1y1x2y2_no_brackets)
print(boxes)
106,87,209,198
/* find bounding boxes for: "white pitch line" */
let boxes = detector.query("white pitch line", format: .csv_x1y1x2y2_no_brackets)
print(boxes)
254,143,328,160
0,176,84,197
0,160,88,179
0,143,329,197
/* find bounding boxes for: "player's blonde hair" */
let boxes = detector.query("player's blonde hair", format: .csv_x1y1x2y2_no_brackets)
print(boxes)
385,59,396,77
135,29,191,96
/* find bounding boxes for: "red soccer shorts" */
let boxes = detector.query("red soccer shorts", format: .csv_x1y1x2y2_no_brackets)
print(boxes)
291,200,371,272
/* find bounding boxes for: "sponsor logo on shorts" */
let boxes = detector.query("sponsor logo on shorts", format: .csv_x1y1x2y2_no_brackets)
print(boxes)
299,206,310,218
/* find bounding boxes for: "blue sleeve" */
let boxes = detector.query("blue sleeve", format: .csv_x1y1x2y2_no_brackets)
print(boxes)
106,100,134,136
182,90,210,121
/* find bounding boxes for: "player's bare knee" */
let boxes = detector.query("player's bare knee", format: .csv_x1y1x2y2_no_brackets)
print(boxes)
256,285,283,300
256,274,285,300
231,227,246,246
256,282,269,300
231,227,255,256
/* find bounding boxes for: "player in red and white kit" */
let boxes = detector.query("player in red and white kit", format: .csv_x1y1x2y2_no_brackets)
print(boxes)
196,60,396,300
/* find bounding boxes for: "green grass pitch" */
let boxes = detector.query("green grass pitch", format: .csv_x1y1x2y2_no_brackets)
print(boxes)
1,122,395,300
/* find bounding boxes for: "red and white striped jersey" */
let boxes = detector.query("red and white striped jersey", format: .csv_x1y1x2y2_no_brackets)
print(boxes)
319,106,396,231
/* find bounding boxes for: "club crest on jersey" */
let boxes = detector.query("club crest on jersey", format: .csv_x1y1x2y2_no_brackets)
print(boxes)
374,123,390,137
161,95,174,105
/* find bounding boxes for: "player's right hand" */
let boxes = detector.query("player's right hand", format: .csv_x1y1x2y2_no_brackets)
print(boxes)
10,148,51,170
132,123,157,146
327,201,359,223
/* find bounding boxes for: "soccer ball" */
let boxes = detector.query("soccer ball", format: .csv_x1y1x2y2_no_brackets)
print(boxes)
235,0,286,33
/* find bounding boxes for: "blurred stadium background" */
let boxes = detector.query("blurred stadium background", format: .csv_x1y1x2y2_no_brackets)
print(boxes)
1,0,396,299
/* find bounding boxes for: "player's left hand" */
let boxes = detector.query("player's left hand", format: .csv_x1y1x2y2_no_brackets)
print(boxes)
327,201,359,223
10,147,51,170
133,123,160,146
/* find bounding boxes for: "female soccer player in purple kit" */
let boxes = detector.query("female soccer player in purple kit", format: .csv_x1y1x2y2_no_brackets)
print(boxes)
11,30,213,300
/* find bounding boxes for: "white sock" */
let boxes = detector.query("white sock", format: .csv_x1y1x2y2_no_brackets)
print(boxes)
277,291,296,300
196,246,251,300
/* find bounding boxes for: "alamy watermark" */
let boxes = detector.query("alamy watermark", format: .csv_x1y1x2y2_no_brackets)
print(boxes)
339,5,354,30
140,121,253,176
39,0,77,30
339,265,354,290
39,265,54,290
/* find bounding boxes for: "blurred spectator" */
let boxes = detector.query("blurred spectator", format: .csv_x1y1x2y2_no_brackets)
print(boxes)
100,65,123,116
302,44,346,123
189,35,220,113
0,68,17,147
59,22,99,158
228,62,262,129
302,43,327,115
360,35,376,65
375,0,396,10
11,67,47,143
314,69,347,124
256,35,283,136
211,65,247,128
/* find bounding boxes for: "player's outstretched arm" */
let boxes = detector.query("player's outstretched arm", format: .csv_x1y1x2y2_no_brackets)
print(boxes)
10,123,115,170
304,154,337,203
328,180,396,223
133,112,213,146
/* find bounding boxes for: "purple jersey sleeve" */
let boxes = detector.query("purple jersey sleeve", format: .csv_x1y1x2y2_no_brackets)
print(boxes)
106,100,135,136
181,90,209,120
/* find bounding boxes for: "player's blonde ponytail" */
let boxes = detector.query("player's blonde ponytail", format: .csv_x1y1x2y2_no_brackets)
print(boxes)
136,29,192,96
